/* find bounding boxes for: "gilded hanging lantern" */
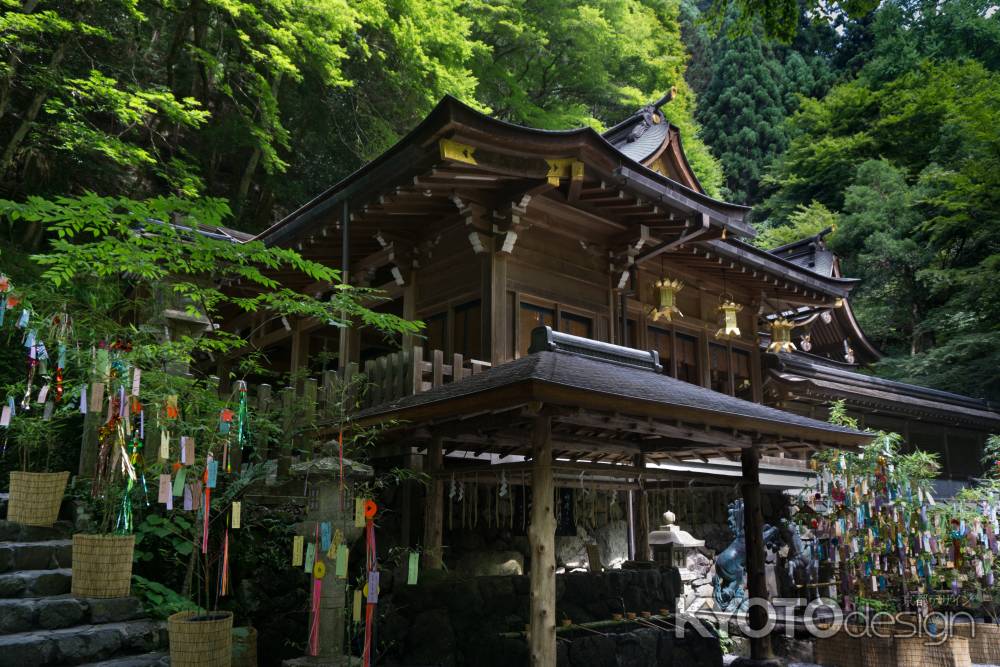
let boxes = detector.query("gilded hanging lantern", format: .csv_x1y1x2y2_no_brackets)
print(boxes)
800,334,812,352
650,278,683,322
843,340,855,365
767,318,797,353
715,300,742,339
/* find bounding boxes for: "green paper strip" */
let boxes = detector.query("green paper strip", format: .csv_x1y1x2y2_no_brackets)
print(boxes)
172,467,187,497
407,551,419,585
304,543,315,572
335,544,349,578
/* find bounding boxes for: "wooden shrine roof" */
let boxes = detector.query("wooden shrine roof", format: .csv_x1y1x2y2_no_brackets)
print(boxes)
254,94,751,246
762,228,880,364
354,331,872,463
247,95,860,306
766,352,1000,429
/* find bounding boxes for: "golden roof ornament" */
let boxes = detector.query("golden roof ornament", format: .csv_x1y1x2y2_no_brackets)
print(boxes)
650,278,683,322
767,318,797,353
715,299,742,339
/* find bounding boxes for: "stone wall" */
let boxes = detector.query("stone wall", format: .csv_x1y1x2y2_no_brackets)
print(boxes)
378,569,709,667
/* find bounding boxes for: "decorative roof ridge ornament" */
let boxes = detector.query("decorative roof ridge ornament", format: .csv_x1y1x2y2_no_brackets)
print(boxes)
767,318,797,353
626,87,677,144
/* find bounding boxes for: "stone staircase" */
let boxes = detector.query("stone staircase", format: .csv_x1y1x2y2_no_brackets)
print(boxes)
0,493,169,666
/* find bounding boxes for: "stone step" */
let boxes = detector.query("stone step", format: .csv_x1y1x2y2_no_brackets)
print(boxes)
0,568,72,598
0,539,72,572
77,651,169,667
0,619,165,666
0,596,146,634
0,519,74,542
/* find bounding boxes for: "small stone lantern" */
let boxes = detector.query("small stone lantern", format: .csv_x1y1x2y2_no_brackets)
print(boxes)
649,511,705,572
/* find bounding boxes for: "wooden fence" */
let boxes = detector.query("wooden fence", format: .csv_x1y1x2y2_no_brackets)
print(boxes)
236,346,490,476
361,346,491,409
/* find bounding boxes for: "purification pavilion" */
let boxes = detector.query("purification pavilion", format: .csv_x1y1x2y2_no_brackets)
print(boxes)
226,93,998,664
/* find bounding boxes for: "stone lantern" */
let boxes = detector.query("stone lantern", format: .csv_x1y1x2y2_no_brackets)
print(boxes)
649,510,705,572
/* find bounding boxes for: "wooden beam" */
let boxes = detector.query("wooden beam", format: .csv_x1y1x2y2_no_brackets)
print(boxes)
422,437,445,570
528,415,555,666
553,411,752,450
741,443,772,660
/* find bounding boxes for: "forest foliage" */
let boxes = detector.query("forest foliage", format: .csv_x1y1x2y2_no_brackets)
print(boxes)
0,0,722,227
1,0,998,402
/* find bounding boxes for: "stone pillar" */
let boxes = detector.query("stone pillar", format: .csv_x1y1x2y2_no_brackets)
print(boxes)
286,458,370,666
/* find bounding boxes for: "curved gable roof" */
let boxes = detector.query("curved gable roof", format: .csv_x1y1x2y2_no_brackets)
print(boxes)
256,94,750,246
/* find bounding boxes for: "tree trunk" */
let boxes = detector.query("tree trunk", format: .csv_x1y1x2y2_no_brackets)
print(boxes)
234,74,281,213
528,414,555,666
0,38,68,176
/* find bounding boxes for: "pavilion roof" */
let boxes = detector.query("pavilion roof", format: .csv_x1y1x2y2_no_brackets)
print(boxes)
355,333,872,463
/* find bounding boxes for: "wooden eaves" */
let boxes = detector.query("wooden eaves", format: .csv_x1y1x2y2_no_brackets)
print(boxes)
350,347,873,464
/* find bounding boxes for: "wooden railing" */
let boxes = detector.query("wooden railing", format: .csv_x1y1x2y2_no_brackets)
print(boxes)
361,346,491,409
238,347,490,477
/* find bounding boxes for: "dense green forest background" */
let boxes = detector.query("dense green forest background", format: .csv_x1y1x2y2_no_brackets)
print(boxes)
1,0,997,401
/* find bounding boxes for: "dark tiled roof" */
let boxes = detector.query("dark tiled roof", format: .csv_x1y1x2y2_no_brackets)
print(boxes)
772,352,1000,424
357,349,867,440
604,115,670,163
768,228,836,277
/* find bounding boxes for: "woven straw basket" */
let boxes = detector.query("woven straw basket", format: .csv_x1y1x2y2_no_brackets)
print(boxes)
7,471,69,526
813,630,862,667
168,610,233,667
953,622,1000,664
231,626,257,667
71,533,134,598
896,635,972,667
860,634,895,667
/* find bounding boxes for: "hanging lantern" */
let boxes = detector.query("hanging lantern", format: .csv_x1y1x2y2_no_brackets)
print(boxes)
650,278,683,322
767,318,797,353
843,340,855,365
800,334,812,352
715,300,742,339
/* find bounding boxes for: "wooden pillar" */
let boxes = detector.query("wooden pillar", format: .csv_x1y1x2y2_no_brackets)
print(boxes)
528,415,555,666
400,452,421,546
633,454,650,561
741,443,772,660
337,323,360,374
290,321,310,393
277,386,295,478
401,276,418,354
483,237,509,365
422,437,444,569
337,199,356,374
